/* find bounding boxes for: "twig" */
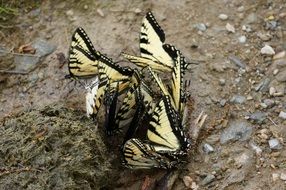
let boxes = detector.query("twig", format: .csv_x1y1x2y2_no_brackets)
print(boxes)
268,116,278,126
0,69,28,74
0,49,40,57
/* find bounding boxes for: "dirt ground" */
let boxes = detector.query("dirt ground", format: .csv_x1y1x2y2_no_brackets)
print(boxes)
0,0,286,189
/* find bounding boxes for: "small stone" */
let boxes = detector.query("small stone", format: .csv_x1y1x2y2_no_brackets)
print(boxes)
263,99,275,108
195,23,207,31
273,51,286,60
84,5,88,10
279,111,286,119
191,182,199,190
276,69,286,82
226,23,235,33
230,95,246,104
134,8,141,14
237,6,244,12
242,25,252,32
220,120,252,144
248,112,267,124
97,8,104,17
257,32,271,41
66,10,74,16
219,99,227,107
250,142,262,155
218,14,228,20
269,87,276,96
273,69,279,75
261,45,275,55
183,176,193,188
238,36,246,43
280,173,286,181
203,143,214,154
229,55,246,68
201,174,215,185
268,139,282,150
219,78,226,86
275,59,286,68
272,173,280,182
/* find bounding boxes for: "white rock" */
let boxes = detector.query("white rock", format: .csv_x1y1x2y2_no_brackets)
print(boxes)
272,173,280,181
238,35,247,43
280,173,286,181
191,182,199,190
134,8,141,14
279,111,286,119
273,69,279,75
218,14,228,20
268,138,282,150
97,8,105,17
183,176,193,188
273,51,285,60
269,87,276,96
203,143,214,153
261,45,275,55
226,23,235,33
66,10,74,16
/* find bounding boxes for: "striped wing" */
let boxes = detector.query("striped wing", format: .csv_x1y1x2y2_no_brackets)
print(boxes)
122,138,173,169
147,96,190,153
68,27,101,78
122,12,176,72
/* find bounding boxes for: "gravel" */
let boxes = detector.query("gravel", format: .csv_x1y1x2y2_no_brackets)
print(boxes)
268,139,282,150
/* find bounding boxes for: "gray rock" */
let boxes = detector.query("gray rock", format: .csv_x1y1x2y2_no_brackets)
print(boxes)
220,99,227,107
243,13,258,24
14,55,40,72
279,111,286,119
247,112,267,124
229,55,246,68
230,95,246,104
220,120,252,144
276,68,286,82
263,99,275,108
201,174,215,185
32,38,56,57
268,139,282,150
203,143,214,154
195,23,207,31
255,78,271,92
238,35,246,43
265,20,278,30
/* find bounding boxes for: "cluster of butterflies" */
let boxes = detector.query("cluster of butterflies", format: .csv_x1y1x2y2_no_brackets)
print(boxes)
68,12,193,169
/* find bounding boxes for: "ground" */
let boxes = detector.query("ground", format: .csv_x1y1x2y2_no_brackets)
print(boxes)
0,0,286,189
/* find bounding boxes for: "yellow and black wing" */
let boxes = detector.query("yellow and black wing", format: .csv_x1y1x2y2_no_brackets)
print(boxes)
122,138,174,169
170,49,189,115
122,12,177,72
147,96,190,153
68,27,101,78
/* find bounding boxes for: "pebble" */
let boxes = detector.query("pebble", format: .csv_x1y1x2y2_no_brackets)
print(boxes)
269,87,276,96
238,36,246,43
244,13,258,24
230,95,246,104
218,14,228,20
203,143,214,154
66,10,74,16
280,173,286,181
273,51,285,60
242,25,252,32
97,8,104,17
195,23,207,31
268,138,282,150
275,59,286,68
226,23,235,33
265,20,278,30
275,69,286,82
263,99,275,108
237,6,244,12
84,5,88,10
183,176,193,188
219,78,226,86
250,142,262,155
278,111,286,119
134,8,141,14
260,45,275,55
255,78,270,92
272,173,280,182
220,120,252,144
229,55,246,68
273,69,279,75
257,32,271,41
201,174,215,185
247,112,267,124
220,99,227,107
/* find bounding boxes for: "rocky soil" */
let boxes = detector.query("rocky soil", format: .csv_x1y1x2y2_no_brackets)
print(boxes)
0,0,286,189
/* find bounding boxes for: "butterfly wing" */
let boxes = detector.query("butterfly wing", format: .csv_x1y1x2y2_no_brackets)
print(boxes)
122,138,173,169
147,96,190,153
68,27,101,78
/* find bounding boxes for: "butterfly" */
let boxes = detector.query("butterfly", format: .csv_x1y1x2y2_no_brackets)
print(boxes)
122,12,179,72
146,95,190,155
122,138,176,169
68,27,101,78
